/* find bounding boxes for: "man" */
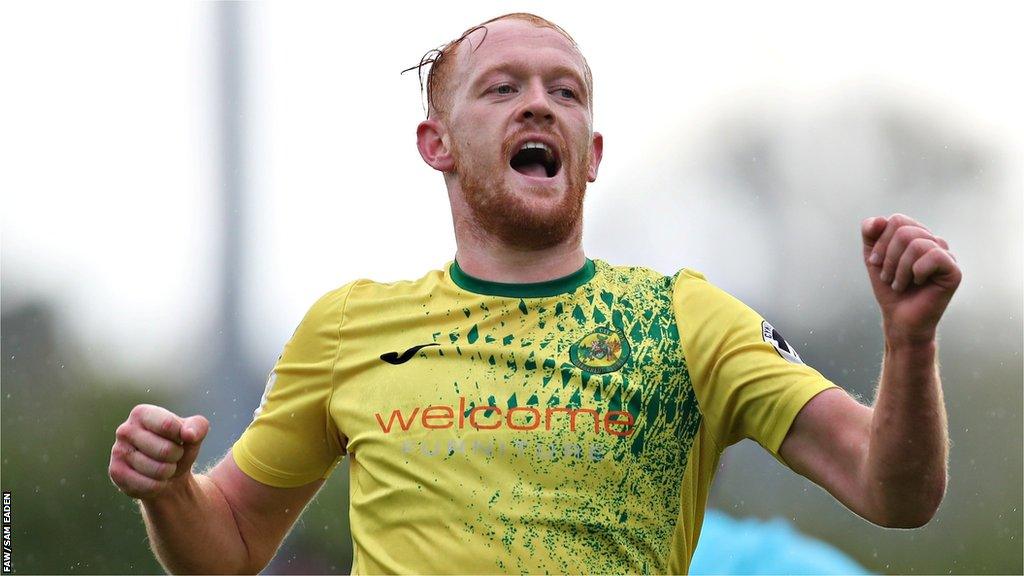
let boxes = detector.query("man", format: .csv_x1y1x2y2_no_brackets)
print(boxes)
108,13,960,574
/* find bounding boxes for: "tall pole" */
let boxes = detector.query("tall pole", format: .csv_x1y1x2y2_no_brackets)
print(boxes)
202,1,254,460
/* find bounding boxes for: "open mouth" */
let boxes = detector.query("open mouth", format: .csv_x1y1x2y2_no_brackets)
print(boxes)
510,141,561,178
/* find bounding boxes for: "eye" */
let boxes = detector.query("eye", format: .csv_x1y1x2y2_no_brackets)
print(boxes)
553,87,578,100
493,84,516,95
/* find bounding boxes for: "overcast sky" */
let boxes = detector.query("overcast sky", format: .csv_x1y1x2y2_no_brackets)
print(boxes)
2,1,1020,381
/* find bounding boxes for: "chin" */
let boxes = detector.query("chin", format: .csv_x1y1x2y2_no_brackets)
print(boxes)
508,167,569,197
455,154,587,248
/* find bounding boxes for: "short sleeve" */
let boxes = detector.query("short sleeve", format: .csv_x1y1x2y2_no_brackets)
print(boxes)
230,284,353,487
673,269,837,457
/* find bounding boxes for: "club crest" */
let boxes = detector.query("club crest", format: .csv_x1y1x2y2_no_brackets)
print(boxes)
762,320,803,364
570,326,631,374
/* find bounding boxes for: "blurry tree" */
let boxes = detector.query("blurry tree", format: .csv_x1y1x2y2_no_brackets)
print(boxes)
2,301,166,573
0,300,354,574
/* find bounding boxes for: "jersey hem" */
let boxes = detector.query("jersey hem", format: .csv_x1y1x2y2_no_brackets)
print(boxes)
230,441,327,488
764,379,840,456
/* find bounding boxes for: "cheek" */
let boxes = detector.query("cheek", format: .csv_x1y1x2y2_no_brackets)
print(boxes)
453,122,481,151
572,131,593,162
566,115,593,149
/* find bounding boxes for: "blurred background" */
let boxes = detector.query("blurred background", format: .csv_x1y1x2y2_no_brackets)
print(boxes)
1,1,1020,574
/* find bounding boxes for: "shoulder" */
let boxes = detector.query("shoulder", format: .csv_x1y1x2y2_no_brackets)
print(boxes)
593,262,735,301
296,266,454,333
311,266,449,312
670,267,721,297
670,267,755,321
594,259,673,282
280,266,450,363
340,266,449,312
346,266,447,296
588,260,751,318
668,268,768,356
591,259,680,296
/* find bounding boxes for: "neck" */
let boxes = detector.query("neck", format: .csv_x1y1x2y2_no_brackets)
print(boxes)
453,219,586,283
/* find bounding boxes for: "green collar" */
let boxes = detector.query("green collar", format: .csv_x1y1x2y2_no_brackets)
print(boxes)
449,259,596,298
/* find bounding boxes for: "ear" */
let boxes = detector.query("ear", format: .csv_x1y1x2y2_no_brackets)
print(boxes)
587,131,604,182
417,118,455,172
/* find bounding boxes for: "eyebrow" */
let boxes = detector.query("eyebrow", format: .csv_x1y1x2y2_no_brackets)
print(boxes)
469,60,588,96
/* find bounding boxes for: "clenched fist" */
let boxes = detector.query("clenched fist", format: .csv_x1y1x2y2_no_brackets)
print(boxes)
109,404,210,499
861,214,962,344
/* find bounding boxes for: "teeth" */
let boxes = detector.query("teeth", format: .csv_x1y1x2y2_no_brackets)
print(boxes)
520,141,551,153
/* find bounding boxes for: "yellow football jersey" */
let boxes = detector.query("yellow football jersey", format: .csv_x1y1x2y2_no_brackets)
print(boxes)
232,259,836,574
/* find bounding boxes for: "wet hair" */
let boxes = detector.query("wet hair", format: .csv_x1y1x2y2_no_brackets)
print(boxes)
403,13,594,119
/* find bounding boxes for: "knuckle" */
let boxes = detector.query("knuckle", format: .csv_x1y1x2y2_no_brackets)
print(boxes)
883,246,901,263
124,450,142,471
110,464,129,487
158,442,183,462
158,462,178,480
894,226,925,244
111,443,128,460
909,237,934,254
115,423,132,440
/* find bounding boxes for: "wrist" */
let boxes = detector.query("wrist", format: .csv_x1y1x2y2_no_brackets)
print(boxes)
883,335,938,365
141,473,200,512
882,322,937,350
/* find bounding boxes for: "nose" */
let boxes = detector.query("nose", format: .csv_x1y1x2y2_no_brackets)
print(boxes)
518,80,554,124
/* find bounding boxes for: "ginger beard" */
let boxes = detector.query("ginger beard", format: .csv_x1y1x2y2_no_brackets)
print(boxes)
451,132,590,251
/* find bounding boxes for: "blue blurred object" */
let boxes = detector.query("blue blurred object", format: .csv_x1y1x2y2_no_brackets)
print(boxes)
691,509,872,575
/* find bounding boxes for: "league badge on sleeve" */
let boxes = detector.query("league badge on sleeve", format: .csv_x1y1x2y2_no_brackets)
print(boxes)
762,320,803,364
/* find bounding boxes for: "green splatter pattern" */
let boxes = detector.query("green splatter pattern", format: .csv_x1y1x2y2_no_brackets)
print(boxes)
336,260,701,574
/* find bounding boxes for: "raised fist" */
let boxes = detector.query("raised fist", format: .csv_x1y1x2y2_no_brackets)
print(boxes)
861,214,961,344
108,404,210,499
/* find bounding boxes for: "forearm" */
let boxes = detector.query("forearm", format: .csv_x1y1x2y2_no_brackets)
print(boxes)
865,337,949,527
140,474,253,574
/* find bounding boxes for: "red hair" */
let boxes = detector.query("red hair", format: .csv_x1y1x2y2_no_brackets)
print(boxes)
407,13,594,119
